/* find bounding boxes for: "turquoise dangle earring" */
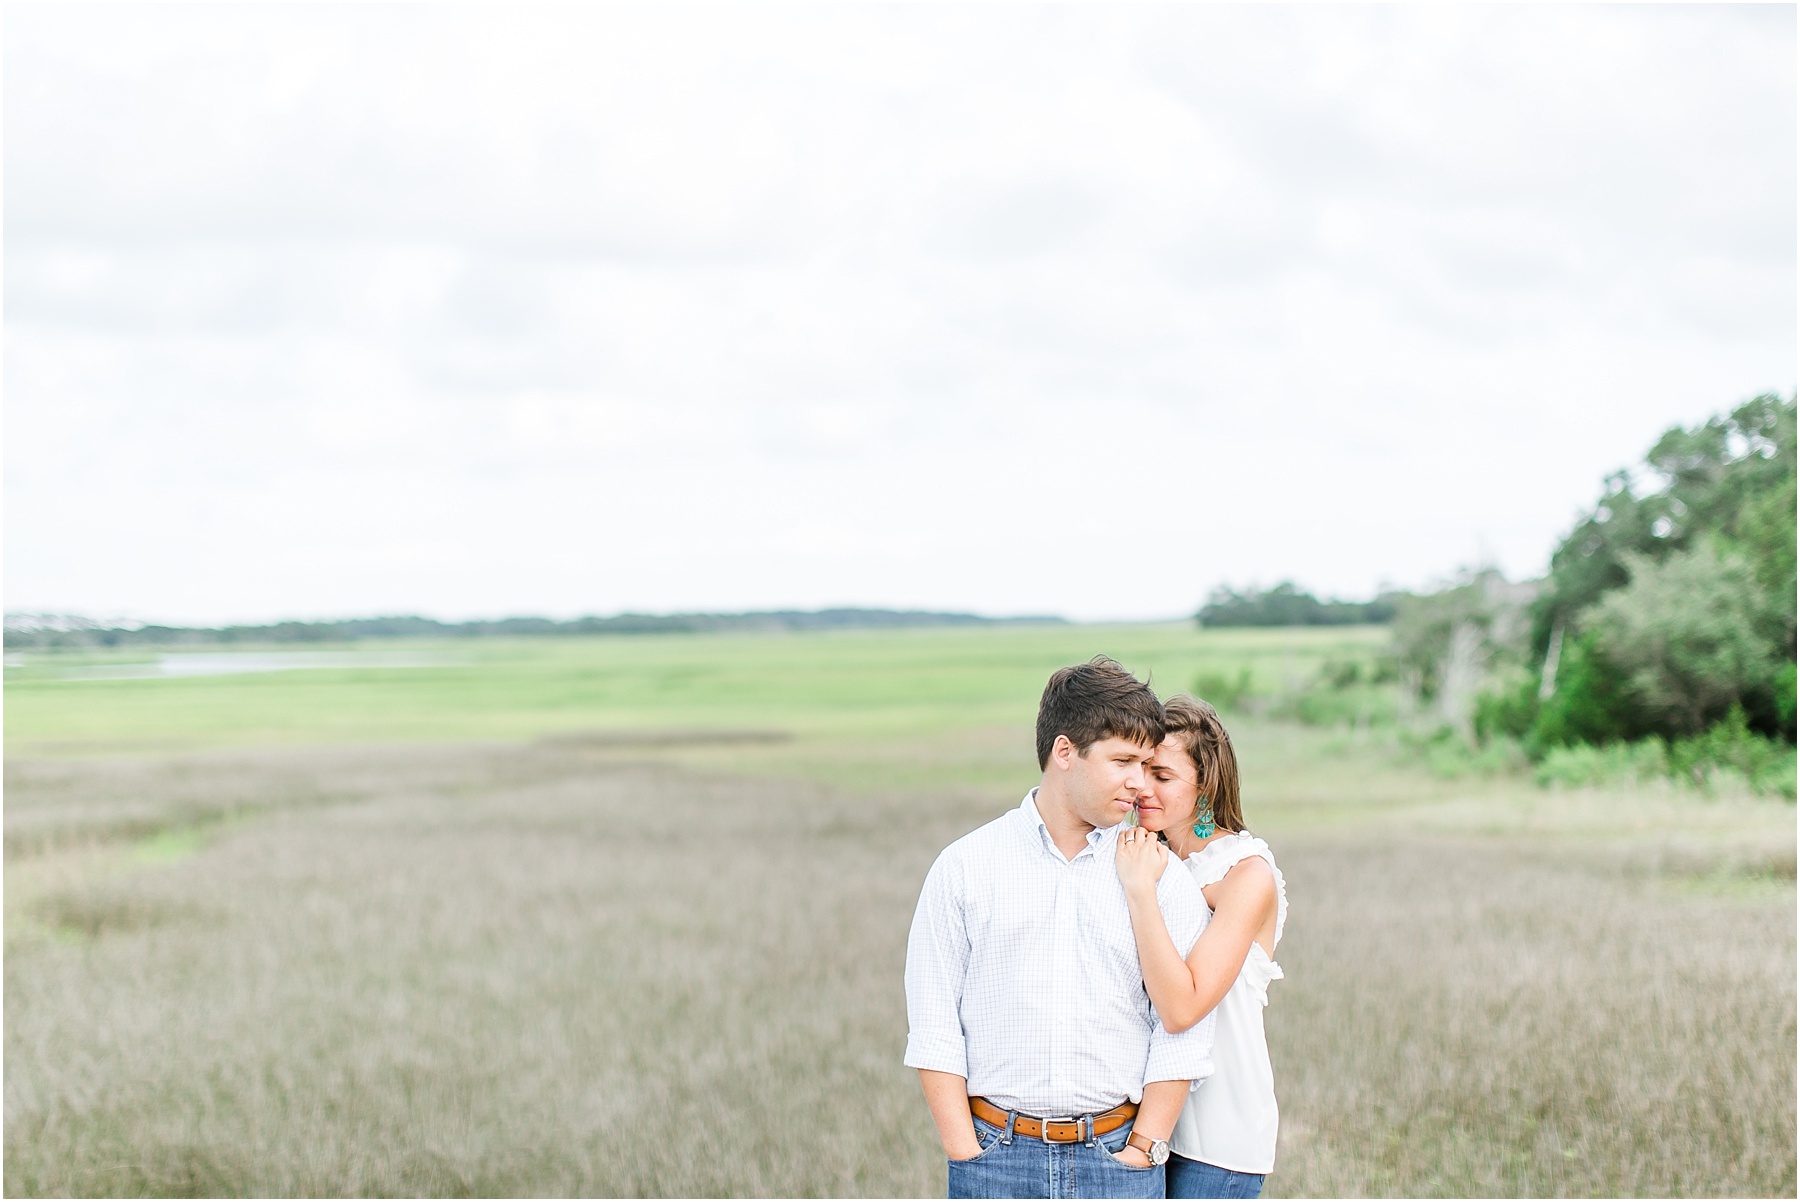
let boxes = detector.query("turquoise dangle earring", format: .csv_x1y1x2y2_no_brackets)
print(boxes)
1192,795,1216,840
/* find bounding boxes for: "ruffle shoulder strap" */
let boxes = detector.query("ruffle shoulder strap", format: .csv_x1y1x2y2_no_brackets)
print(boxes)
1187,832,1288,949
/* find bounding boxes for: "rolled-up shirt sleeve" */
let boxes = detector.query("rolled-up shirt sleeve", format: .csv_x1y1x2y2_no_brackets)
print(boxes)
903,850,971,1077
1143,867,1217,1087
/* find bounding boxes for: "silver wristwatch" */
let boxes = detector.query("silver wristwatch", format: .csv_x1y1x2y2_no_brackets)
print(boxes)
1126,1131,1171,1166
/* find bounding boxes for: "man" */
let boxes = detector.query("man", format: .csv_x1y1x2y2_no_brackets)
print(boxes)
904,656,1216,1199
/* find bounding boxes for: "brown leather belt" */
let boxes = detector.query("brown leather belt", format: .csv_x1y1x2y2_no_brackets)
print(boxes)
970,1097,1137,1143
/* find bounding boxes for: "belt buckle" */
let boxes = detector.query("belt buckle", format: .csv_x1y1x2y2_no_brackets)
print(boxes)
1040,1115,1081,1144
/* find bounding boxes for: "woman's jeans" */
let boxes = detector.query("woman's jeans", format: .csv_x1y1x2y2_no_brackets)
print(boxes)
947,1114,1164,1199
1165,1152,1266,1199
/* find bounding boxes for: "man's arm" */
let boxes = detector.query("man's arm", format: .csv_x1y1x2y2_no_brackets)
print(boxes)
1112,1079,1188,1167
917,1069,983,1161
903,853,976,1158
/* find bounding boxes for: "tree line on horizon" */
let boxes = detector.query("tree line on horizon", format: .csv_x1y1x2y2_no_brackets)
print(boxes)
1195,582,1401,627
1,607,1067,649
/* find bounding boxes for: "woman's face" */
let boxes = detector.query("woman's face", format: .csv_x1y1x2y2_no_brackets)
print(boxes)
1134,737,1200,834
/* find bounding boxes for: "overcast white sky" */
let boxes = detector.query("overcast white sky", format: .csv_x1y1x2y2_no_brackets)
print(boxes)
7,4,1794,625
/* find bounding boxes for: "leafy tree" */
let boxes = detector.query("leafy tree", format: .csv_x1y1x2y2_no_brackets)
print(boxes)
1389,565,1533,719
1588,544,1780,737
1524,628,1650,748
1530,393,1796,743
1536,394,1795,651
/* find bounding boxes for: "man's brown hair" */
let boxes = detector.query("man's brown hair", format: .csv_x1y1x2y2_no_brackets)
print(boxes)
1160,694,1245,834
1035,655,1165,769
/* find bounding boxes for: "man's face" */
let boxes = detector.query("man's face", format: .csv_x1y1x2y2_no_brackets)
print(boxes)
1061,735,1156,829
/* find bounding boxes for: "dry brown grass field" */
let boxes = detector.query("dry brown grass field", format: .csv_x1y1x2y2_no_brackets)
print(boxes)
5,727,1794,1198
5,628,1795,1196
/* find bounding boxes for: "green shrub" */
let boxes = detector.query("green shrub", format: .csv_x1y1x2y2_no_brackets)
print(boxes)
1535,740,1669,789
1267,659,1402,728
1191,667,1254,711
1667,705,1797,798
1531,630,1649,748
1775,659,1797,737
1528,709,1796,799
1290,681,1399,728
1474,675,1539,745
1400,725,1530,778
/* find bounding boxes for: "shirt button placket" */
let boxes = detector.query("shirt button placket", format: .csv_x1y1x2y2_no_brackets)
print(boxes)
1049,863,1073,1107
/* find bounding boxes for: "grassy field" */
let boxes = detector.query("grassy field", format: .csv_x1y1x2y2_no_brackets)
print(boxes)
3,623,1385,786
5,626,1795,1196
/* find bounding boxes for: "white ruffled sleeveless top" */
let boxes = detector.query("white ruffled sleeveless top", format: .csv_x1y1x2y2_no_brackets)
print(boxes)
1169,831,1287,1175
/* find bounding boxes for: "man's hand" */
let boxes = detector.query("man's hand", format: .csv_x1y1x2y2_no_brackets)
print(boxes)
1119,1080,1186,1171
917,1069,983,1161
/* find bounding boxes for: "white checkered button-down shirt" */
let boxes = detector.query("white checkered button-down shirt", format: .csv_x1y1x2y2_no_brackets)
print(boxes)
904,790,1216,1117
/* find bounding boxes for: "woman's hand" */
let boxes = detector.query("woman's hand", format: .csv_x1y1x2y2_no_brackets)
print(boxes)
1115,826,1168,896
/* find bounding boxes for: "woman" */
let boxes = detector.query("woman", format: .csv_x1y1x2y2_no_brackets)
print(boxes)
1115,695,1287,1200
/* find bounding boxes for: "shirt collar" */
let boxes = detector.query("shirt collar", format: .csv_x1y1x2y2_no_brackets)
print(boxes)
1021,788,1113,862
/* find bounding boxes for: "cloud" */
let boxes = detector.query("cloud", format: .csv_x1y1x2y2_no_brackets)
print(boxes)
5,4,1793,624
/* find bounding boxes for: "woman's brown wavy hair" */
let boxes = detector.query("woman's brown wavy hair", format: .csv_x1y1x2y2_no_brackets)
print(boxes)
1161,693,1245,834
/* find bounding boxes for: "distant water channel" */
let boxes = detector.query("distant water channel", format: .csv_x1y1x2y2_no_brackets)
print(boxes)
32,651,465,682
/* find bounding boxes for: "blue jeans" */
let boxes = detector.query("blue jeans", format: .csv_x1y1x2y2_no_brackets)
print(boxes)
947,1114,1165,1199
1165,1153,1265,1199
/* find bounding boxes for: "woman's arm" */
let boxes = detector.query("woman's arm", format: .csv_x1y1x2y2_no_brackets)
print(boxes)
1116,845,1278,1034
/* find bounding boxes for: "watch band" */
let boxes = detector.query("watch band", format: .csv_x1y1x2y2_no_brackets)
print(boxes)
1126,1130,1170,1165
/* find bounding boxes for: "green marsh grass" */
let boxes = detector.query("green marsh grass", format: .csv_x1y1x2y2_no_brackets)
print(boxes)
4,623,1385,772
5,627,1793,1196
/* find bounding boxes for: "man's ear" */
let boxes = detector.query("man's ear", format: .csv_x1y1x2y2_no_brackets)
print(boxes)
1048,733,1076,771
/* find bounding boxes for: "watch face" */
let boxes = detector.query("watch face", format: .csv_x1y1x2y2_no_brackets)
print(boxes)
1150,1140,1170,1166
